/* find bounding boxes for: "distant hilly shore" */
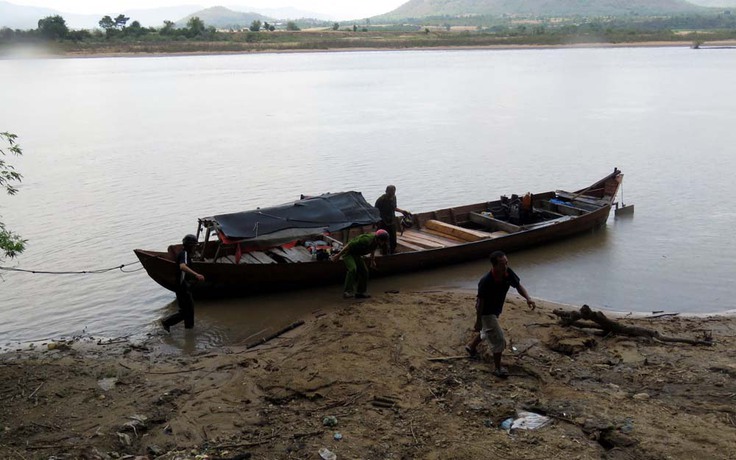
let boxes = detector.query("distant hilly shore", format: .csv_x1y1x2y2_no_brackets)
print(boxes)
2,0,735,31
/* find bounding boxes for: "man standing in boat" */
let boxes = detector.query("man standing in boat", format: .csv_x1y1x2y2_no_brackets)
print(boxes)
465,251,536,377
374,185,410,254
330,230,389,299
161,234,205,332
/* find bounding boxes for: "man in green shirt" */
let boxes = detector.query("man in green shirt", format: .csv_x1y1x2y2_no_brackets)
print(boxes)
330,230,389,298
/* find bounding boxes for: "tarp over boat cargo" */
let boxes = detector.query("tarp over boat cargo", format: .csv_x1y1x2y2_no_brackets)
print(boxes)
205,192,380,242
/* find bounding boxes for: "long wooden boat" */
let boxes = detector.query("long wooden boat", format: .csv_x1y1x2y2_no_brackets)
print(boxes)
135,168,623,298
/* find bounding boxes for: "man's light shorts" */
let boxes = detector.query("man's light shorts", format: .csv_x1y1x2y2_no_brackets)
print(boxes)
480,314,506,354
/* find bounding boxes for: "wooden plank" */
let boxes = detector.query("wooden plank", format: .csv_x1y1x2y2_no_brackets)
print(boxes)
217,254,237,264
248,251,277,264
421,228,467,244
395,239,425,252
402,229,450,244
239,253,262,264
283,246,313,263
398,235,444,249
402,230,458,247
424,219,493,241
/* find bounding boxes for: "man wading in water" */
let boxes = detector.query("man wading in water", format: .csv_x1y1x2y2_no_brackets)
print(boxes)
161,234,205,332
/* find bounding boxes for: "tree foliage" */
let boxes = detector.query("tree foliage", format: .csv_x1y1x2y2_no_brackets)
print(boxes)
98,15,115,30
250,20,262,32
187,16,206,36
37,15,69,40
0,132,26,260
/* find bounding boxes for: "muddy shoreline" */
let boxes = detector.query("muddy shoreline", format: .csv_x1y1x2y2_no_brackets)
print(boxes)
1,290,734,459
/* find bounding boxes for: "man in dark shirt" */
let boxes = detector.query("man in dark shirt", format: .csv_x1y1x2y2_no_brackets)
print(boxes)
161,234,205,332
465,251,536,377
374,185,409,254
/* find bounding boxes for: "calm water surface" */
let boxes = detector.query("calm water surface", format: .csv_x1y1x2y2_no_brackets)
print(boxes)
1,47,735,349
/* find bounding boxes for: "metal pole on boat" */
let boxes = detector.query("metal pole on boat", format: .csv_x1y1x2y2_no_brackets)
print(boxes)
615,182,634,216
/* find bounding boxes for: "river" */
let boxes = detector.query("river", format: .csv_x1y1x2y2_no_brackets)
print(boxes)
1,46,735,349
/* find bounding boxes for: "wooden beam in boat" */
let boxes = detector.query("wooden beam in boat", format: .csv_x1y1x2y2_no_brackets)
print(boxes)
424,219,493,242
554,190,608,207
468,212,522,234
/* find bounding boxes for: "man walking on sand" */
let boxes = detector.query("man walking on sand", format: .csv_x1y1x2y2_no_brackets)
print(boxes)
465,251,536,377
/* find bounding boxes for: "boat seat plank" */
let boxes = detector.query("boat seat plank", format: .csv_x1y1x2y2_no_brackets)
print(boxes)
547,201,589,215
247,251,277,264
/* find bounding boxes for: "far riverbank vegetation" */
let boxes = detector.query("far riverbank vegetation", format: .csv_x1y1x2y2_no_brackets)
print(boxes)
1,12,735,55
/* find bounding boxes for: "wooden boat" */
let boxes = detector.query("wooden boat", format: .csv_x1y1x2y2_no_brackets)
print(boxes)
135,168,623,298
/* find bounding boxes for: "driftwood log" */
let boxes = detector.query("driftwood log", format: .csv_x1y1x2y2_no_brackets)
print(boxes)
552,305,713,346
245,320,305,349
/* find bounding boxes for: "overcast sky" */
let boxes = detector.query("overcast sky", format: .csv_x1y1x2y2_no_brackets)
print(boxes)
7,0,409,19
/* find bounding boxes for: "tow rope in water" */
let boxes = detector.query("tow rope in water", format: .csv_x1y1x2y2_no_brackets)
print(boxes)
0,261,142,275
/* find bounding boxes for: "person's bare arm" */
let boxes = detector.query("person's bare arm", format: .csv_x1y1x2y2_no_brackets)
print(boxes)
180,263,204,281
517,284,536,310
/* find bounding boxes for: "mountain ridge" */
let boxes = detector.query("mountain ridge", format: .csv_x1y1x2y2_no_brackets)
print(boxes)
379,0,713,19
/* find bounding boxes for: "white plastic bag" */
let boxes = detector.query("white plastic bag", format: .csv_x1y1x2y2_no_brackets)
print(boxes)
511,410,552,430
319,447,337,460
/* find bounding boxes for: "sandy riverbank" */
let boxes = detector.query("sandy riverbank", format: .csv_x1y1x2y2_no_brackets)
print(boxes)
7,39,736,60
1,290,734,459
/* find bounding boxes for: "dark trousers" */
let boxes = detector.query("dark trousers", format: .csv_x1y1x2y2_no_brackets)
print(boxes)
377,220,397,254
162,287,195,329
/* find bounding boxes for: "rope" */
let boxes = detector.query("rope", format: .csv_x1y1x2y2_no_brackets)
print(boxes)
0,261,142,275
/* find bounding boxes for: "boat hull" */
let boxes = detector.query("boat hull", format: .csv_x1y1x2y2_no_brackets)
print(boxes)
135,170,621,298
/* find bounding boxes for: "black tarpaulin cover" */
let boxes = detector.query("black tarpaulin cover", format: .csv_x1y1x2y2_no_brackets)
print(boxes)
208,192,380,241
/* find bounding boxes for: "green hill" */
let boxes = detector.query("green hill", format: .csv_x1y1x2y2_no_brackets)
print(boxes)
177,6,273,29
378,0,709,19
